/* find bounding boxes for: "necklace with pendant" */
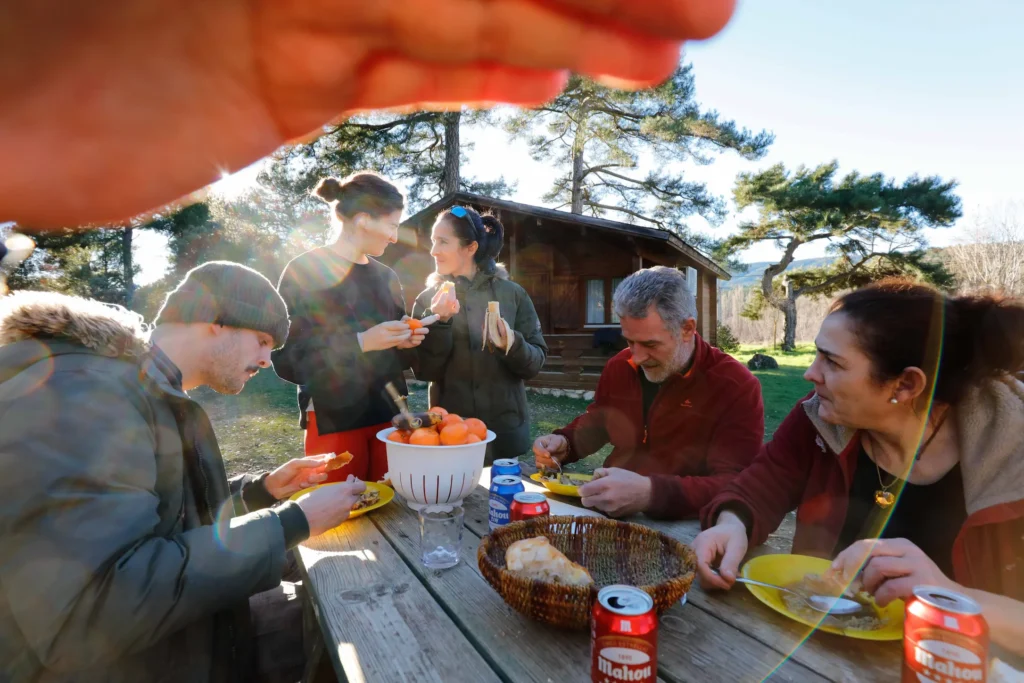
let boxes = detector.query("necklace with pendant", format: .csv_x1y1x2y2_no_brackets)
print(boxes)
873,412,949,509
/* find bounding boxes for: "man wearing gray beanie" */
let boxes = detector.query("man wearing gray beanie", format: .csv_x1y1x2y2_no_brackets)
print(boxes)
0,260,365,683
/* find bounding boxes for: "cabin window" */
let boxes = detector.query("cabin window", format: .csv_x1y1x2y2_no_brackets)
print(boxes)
585,279,605,324
585,277,627,325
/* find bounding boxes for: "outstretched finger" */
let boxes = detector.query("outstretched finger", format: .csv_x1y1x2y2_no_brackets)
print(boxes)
545,0,737,41
351,66,568,113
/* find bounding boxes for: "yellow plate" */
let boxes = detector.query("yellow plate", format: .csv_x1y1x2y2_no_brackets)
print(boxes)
289,481,394,522
741,554,904,641
529,472,593,497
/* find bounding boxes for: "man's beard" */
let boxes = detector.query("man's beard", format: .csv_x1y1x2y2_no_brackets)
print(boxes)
204,334,258,394
640,339,694,383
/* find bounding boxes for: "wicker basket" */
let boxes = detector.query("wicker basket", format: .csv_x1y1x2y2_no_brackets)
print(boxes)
477,515,696,630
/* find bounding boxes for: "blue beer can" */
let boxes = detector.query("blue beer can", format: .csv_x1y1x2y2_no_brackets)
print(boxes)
491,458,522,483
488,475,526,531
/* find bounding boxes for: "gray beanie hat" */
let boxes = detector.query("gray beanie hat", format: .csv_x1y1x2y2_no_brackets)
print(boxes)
154,261,290,348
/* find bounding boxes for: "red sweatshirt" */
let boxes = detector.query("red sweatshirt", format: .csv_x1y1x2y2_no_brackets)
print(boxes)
554,335,764,519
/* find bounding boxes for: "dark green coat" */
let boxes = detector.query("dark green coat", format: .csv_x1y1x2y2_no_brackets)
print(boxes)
0,293,289,683
412,266,547,461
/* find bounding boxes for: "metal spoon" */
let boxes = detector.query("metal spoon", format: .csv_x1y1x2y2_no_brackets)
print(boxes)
713,571,864,615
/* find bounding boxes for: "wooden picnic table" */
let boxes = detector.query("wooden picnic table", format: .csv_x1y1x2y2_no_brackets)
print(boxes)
294,469,903,682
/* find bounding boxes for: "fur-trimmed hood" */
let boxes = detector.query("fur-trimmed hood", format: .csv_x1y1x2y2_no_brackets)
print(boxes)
0,290,150,358
426,263,509,289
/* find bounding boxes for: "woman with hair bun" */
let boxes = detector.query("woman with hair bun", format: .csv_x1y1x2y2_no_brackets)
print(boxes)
693,278,1024,654
272,172,444,483
411,205,547,462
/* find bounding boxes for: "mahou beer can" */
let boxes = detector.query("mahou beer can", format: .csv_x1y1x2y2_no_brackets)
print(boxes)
903,585,989,683
488,475,525,531
491,458,522,483
510,492,550,521
591,585,657,683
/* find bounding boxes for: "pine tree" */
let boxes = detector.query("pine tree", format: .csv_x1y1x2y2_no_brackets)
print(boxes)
505,65,773,249
261,110,513,211
724,161,961,351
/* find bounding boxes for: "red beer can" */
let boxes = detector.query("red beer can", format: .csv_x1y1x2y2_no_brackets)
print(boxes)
591,585,657,683
509,492,550,521
903,585,988,682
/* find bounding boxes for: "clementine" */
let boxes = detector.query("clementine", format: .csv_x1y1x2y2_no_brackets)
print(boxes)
440,422,469,446
406,318,424,330
409,428,441,446
465,434,482,443
427,406,449,417
440,413,463,430
463,418,487,440
387,430,410,444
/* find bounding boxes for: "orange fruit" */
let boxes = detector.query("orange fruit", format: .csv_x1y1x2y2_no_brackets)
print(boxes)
440,413,463,430
409,428,441,446
427,406,449,417
387,430,410,444
440,422,469,446
465,434,482,443
464,418,487,440
406,318,424,330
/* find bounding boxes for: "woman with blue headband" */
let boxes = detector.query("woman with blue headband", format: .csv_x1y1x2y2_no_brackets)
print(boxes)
412,206,548,463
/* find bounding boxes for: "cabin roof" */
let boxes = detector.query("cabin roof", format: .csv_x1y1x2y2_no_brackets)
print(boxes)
402,191,731,280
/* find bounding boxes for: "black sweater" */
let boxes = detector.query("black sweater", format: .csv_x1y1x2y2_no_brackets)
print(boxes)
272,247,421,435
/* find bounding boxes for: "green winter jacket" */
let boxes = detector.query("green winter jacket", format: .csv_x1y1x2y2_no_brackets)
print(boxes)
0,293,292,683
412,266,547,461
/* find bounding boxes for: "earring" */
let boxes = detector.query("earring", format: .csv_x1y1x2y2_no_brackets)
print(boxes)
890,398,899,405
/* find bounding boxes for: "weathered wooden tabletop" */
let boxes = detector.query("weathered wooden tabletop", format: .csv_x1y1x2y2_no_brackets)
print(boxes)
294,470,902,682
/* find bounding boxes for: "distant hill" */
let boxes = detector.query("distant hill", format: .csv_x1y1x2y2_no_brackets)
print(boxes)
723,257,835,290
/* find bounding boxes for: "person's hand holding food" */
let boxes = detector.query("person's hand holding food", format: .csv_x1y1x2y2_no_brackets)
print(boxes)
578,467,651,517
829,537,958,607
295,475,367,537
532,434,569,471
396,316,431,348
430,285,460,321
358,320,414,352
692,509,750,590
263,455,336,499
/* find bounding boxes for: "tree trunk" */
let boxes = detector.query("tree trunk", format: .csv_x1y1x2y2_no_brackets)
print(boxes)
570,104,588,214
441,111,461,196
121,226,134,307
781,279,797,352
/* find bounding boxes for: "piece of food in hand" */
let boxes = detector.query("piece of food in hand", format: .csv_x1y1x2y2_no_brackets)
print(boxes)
409,428,441,446
391,411,443,431
351,489,381,511
505,537,594,587
324,451,354,472
482,301,503,351
440,422,469,445
464,417,487,440
440,281,454,295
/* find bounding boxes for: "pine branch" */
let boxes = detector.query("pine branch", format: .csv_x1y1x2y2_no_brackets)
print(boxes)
795,252,887,297
590,202,663,228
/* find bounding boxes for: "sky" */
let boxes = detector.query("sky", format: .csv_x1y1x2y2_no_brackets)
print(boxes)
138,0,1024,285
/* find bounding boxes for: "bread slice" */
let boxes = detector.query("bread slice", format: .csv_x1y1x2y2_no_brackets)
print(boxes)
505,537,594,587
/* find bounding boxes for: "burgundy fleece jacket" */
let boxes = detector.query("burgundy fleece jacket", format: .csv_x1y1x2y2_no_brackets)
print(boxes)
554,335,764,519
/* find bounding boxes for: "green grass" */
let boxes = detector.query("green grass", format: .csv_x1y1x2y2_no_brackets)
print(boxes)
197,344,816,477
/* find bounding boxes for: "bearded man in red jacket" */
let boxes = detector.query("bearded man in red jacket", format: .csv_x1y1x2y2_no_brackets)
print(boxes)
533,267,764,519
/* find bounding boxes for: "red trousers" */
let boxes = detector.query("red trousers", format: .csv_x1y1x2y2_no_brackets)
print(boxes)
303,410,390,483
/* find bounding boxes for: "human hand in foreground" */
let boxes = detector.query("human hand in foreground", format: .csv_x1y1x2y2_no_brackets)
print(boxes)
360,321,414,352
295,475,367,537
396,317,430,348
693,510,749,590
578,467,651,517
1,0,736,226
829,537,957,607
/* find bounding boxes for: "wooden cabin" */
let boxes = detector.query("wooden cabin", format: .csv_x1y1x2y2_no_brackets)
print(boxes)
381,192,731,391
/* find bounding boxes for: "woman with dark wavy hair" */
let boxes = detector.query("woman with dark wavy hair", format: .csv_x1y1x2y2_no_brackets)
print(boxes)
694,278,1024,654
412,206,547,462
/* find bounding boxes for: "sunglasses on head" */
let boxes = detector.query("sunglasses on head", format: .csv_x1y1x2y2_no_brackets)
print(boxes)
450,206,470,219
